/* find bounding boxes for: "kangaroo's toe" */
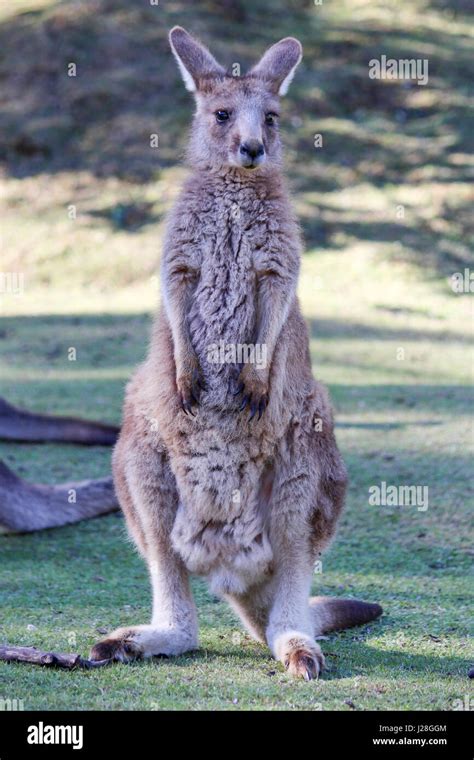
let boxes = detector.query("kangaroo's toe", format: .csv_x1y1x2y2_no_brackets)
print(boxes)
90,633,143,663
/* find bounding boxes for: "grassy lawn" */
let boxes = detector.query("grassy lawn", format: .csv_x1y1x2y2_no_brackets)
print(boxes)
0,0,472,710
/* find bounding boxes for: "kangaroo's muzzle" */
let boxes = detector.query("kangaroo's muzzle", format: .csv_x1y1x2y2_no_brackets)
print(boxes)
239,140,265,168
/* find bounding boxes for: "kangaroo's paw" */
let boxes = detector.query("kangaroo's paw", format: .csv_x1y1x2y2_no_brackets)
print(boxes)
90,624,197,662
233,364,269,421
274,631,325,681
90,627,144,663
177,357,205,416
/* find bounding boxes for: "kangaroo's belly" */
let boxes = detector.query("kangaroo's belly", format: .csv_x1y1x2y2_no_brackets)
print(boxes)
171,503,274,596
168,430,275,595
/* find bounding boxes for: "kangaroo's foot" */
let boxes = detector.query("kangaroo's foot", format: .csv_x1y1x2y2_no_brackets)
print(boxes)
273,630,325,681
90,624,197,663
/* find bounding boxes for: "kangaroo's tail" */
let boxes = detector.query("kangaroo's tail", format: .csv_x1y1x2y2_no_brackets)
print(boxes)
310,596,383,635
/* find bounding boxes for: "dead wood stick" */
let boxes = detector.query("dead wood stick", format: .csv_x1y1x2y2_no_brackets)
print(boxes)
0,645,111,669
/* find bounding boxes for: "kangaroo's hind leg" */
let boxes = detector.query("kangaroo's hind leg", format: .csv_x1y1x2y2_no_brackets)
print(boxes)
90,429,198,662
226,432,380,672
261,419,344,679
227,394,348,679
225,582,273,644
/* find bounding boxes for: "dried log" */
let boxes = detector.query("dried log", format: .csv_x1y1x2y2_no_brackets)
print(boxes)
0,645,110,669
0,396,119,445
0,460,118,534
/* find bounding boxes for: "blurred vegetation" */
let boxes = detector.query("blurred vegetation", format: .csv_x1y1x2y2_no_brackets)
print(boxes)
0,0,472,711
0,0,473,287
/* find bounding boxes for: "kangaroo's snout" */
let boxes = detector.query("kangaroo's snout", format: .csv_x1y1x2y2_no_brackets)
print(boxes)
239,140,265,168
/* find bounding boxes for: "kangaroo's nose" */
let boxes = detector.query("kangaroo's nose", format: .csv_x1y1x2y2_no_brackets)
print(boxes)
240,140,265,160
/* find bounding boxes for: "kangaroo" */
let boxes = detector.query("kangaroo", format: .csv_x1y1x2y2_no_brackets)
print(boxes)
90,27,382,680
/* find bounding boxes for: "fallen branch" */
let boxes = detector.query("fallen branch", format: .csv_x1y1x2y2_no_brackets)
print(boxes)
0,460,119,534
0,396,119,445
0,645,110,669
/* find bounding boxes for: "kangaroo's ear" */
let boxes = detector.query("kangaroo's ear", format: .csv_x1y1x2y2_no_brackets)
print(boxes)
249,37,302,96
169,26,225,92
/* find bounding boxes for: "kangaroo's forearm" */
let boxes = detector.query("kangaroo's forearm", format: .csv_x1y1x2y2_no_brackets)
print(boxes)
254,273,295,370
162,268,196,372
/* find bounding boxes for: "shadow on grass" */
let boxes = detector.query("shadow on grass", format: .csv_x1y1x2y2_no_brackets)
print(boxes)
301,196,474,277
322,643,471,680
332,384,472,415
308,316,472,344
0,312,471,425
1,311,471,371
67,636,470,681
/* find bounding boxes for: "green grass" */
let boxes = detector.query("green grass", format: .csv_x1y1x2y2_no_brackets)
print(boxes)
0,0,473,710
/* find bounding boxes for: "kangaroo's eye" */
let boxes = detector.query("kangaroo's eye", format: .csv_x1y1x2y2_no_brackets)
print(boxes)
215,110,230,123
265,112,278,126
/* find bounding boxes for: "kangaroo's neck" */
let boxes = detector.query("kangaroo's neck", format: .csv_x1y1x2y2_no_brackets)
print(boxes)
185,164,288,203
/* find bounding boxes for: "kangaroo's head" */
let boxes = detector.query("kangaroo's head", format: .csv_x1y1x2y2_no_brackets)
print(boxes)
169,26,302,173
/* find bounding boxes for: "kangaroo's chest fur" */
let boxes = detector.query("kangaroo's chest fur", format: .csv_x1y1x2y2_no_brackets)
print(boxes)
155,171,302,594
169,172,294,399
188,185,258,399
